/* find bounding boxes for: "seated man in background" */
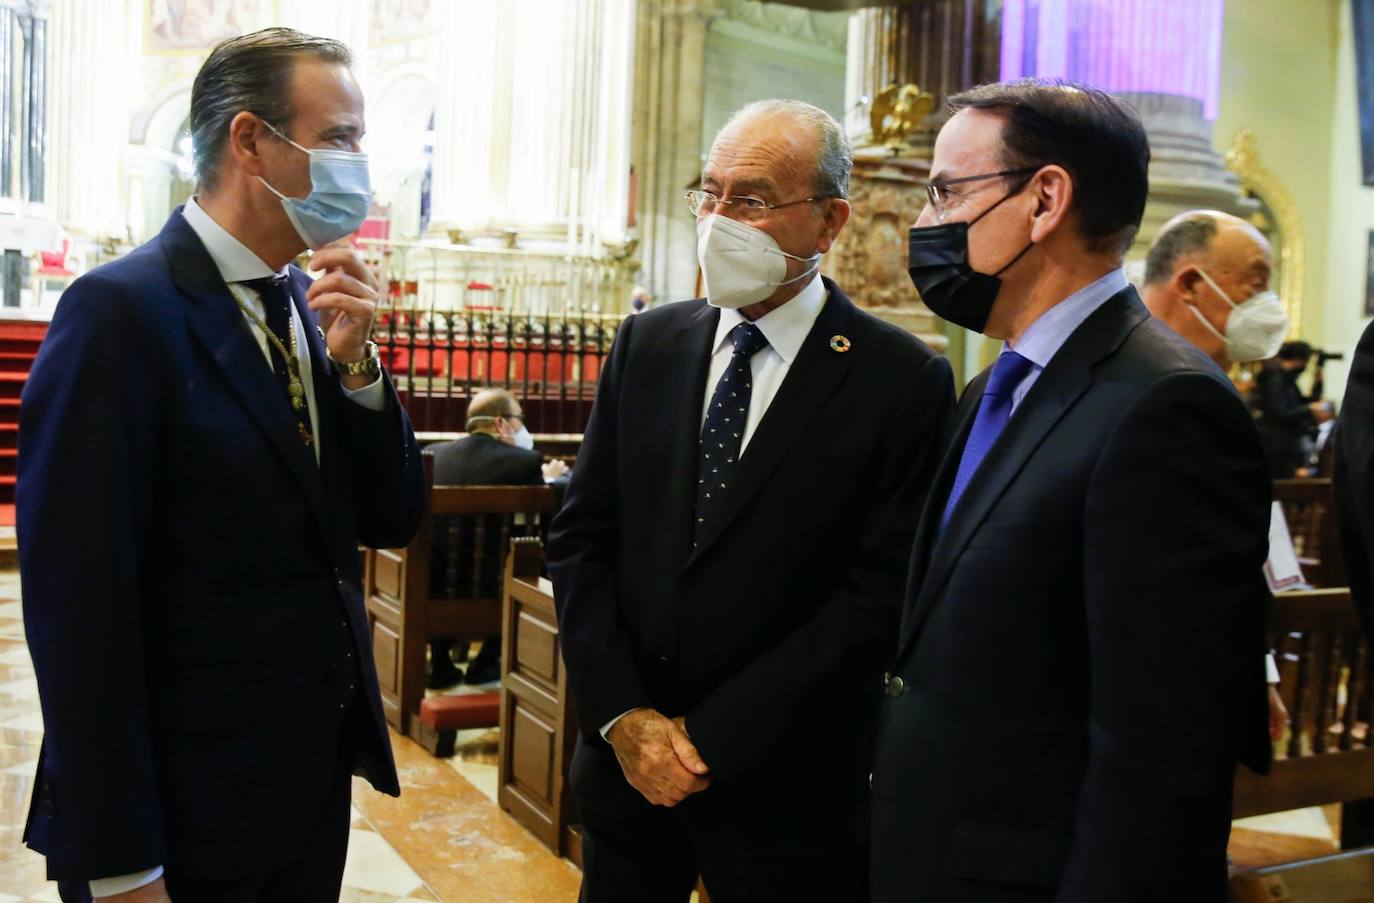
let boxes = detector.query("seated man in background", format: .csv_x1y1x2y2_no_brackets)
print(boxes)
426,388,545,686
1140,208,1294,743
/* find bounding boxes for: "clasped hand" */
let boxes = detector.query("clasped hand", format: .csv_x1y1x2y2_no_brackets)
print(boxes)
606,709,711,806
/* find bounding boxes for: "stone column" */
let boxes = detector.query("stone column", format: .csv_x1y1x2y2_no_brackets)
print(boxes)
631,0,721,302
831,1,1001,353
428,0,637,252
46,0,132,237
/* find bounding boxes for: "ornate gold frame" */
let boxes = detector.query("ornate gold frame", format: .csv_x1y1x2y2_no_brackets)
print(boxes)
1224,129,1304,338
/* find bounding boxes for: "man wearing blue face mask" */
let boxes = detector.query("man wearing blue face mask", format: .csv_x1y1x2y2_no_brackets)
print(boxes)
549,100,954,899
18,28,425,903
872,81,1272,902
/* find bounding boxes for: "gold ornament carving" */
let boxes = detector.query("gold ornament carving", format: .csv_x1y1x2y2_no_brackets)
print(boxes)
1225,129,1304,338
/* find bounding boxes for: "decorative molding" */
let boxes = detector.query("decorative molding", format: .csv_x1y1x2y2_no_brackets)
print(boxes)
718,0,847,53
1225,128,1305,338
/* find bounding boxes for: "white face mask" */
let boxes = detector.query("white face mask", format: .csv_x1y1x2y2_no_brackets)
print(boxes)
511,425,535,450
1190,269,1289,363
696,214,820,309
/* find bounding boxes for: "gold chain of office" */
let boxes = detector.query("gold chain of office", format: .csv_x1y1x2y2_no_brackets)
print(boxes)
230,287,307,413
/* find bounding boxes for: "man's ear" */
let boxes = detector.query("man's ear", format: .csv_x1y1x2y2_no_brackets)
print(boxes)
816,198,851,253
1027,165,1073,245
226,111,269,179
1173,265,1204,303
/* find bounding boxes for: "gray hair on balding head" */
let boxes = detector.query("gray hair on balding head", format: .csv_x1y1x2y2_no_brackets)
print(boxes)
722,99,853,199
1143,211,1220,286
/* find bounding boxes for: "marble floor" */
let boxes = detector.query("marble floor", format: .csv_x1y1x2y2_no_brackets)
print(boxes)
0,566,1346,900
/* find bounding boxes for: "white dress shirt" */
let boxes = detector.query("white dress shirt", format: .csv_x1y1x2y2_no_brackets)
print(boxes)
87,201,384,898
599,274,830,739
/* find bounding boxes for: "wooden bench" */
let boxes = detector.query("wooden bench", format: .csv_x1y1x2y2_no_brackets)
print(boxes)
362,469,559,736
1234,588,1374,819
497,537,582,860
1274,478,1347,588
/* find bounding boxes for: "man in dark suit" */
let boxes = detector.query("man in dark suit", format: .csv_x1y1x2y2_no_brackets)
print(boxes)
426,388,545,686
1341,325,1374,640
549,99,954,900
872,80,1272,902
18,29,425,902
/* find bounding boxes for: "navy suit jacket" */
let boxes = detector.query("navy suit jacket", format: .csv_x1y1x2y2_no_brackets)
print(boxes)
17,210,425,880
869,289,1272,902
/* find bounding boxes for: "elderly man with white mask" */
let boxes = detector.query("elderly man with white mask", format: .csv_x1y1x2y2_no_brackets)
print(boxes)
549,99,954,900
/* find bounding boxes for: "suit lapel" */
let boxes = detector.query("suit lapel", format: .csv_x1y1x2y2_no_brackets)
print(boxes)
685,280,858,568
162,211,330,521
895,289,1151,660
659,302,720,563
900,369,985,609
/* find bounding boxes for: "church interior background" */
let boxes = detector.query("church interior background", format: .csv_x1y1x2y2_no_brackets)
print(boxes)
1,0,1373,900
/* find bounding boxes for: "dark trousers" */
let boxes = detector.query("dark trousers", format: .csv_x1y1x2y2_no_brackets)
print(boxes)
572,740,866,903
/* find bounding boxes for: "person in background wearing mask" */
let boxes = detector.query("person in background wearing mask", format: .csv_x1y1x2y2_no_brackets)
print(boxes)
548,99,953,899
871,80,1272,902
427,388,546,687
1140,208,1293,743
1253,342,1333,479
1140,210,1288,370
17,28,426,903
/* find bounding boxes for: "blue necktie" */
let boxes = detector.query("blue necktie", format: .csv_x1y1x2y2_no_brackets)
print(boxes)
940,350,1034,529
695,322,769,546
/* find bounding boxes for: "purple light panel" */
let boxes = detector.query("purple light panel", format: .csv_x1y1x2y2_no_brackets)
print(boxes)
1000,0,1224,119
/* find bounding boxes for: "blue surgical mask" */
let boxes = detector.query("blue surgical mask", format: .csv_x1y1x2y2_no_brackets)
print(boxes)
512,425,535,451
258,121,371,249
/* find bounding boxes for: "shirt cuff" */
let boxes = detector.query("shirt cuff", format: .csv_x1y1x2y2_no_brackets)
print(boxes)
1266,652,1280,685
341,373,386,411
90,865,164,897
600,709,639,740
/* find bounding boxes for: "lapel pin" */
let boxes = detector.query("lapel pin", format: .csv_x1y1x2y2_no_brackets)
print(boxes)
829,334,852,353
316,325,327,342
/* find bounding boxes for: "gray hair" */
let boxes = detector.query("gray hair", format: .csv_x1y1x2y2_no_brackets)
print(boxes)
721,99,853,199
190,27,352,193
1143,212,1219,285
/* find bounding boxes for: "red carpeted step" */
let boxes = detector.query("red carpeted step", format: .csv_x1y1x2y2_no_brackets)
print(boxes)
418,691,501,731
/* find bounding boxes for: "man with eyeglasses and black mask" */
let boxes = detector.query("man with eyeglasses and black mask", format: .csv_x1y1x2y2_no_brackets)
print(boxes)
18,28,424,903
869,80,1272,902
549,99,953,900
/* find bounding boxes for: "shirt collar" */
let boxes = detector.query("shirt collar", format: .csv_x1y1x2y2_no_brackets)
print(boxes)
1009,268,1128,369
711,273,828,365
181,196,289,284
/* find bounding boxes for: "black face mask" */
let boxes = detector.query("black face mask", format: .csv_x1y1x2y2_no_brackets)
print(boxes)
907,181,1035,334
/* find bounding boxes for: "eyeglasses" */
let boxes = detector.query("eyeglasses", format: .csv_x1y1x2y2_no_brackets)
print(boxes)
684,190,824,223
924,167,1040,218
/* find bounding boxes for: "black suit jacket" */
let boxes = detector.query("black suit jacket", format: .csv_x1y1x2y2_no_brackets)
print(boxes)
1337,320,1374,640
870,289,1271,902
548,279,953,852
17,211,426,881
430,432,544,486
427,433,545,596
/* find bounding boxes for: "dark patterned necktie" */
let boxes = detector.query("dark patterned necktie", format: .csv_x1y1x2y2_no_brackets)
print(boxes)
694,322,769,546
940,349,1034,530
243,274,315,449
